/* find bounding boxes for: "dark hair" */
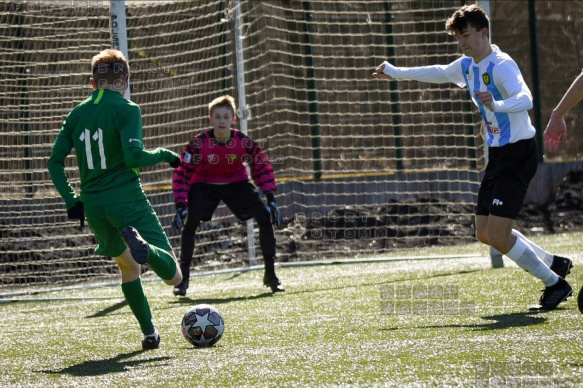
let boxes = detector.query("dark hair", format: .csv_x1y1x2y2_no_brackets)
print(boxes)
445,4,489,35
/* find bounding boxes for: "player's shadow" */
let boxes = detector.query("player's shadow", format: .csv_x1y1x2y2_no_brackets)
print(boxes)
86,300,127,318
39,350,171,377
432,311,547,330
383,311,546,332
170,292,274,306
286,268,484,296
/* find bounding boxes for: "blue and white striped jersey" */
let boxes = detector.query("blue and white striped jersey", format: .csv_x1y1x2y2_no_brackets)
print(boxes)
383,45,536,147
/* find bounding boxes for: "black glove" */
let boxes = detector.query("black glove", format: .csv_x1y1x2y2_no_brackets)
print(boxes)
67,201,85,230
265,192,284,229
172,205,188,229
169,156,182,168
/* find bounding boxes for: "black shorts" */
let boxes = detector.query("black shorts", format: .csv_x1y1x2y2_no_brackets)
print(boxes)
187,181,268,223
475,137,537,219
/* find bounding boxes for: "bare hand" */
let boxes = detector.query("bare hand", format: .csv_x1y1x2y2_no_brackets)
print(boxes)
543,113,568,153
475,91,494,106
372,63,392,79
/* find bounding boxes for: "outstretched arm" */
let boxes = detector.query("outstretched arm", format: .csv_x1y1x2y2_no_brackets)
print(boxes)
372,59,466,86
120,105,180,168
372,62,394,80
544,70,583,152
123,147,180,168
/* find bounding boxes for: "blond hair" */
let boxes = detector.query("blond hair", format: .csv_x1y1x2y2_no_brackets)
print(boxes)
208,95,237,116
90,49,129,85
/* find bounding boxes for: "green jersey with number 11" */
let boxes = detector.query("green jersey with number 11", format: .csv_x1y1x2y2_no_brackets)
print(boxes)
49,89,165,208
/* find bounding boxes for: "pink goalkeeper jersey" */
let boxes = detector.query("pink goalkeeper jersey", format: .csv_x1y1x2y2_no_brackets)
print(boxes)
172,129,276,207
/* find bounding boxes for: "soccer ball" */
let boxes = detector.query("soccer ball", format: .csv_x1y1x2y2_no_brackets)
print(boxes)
181,304,225,347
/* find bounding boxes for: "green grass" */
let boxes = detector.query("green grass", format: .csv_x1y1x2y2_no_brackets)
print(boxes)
2,232,583,387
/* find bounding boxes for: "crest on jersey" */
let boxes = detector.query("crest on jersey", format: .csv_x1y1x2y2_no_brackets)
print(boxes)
482,73,491,85
184,152,192,163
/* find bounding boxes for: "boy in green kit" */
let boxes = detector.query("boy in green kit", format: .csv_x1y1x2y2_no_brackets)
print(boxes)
48,49,182,350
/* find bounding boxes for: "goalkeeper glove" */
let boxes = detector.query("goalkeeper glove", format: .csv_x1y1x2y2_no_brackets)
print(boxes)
265,192,284,229
172,205,188,229
169,156,182,168
67,201,85,230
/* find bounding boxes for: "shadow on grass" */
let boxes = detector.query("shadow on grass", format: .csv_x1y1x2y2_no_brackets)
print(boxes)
84,292,275,319
169,292,275,306
438,311,548,330
86,300,127,318
285,268,485,296
86,268,484,317
473,312,548,330
40,351,171,376
383,311,547,331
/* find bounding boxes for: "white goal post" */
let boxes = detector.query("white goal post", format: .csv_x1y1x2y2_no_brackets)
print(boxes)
109,0,130,100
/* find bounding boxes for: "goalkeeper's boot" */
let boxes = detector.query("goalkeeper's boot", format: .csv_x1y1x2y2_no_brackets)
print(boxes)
173,277,189,297
549,256,573,279
173,262,190,297
529,278,573,311
263,272,285,293
141,330,160,351
121,226,150,265
263,257,285,293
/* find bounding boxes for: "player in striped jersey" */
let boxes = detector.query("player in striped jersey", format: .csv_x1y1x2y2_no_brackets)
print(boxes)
372,4,572,311
172,95,285,296
48,49,183,350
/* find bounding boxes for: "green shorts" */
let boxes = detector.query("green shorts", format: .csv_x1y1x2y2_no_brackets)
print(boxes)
85,199,172,258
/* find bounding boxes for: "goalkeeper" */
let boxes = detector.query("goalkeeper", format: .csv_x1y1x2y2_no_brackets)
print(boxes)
48,49,183,351
372,4,573,311
172,95,285,296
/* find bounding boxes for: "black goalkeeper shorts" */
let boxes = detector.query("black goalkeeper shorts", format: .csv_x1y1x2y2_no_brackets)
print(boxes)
187,181,268,223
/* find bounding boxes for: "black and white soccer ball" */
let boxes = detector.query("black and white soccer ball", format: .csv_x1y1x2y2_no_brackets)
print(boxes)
181,304,225,347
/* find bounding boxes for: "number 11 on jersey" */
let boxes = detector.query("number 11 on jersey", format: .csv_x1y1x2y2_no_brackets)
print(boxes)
80,128,107,170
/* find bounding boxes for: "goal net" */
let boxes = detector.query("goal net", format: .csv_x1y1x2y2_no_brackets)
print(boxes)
0,0,483,290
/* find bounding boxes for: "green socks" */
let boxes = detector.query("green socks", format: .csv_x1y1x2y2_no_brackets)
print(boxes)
121,278,154,336
146,244,178,281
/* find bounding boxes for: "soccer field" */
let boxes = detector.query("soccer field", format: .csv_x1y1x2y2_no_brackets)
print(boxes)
1,232,582,387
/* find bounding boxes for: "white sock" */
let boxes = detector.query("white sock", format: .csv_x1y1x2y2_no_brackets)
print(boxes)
143,329,159,340
505,238,558,287
490,246,503,257
491,230,554,267
512,229,553,267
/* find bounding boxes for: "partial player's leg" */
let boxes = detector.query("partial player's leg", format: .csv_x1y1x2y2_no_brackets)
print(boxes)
114,250,160,350
477,138,571,310
511,229,573,279
224,182,284,293
117,200,182,286
478,213,572,310
175,183,220,296
488,223,574,277
86,204,162,350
